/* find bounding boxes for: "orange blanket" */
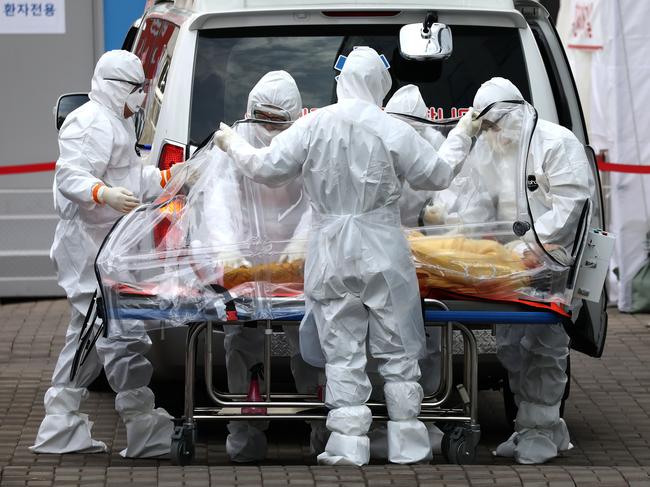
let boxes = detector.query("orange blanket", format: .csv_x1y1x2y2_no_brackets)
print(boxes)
222,235,529,301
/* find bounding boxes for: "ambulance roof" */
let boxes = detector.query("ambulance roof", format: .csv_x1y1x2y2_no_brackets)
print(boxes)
174,0,517,13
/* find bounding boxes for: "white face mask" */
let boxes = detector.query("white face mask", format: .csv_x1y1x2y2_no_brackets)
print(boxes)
125,88,146,114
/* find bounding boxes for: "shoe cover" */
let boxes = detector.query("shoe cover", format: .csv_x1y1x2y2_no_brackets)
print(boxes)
384,382,423,420
308,421,330,455
120,408,174,458
426,423,444,455
226,421,268,462
115,387,173,458
30,413,107,454
493,431,518,457
387,419,431,464
30,386,107,454
552,418,573,452
514,428,557,464
370,422,440,460
512,400,567,463
502,419,573,456
368,423,388,460
317,432,370,466
326,405,372,435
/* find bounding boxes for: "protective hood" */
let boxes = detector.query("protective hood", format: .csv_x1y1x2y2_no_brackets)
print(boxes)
241,70,302,147
385,84,432,133
385,84,446,150
385,84,429,119
89,50,145,119
336,47,392,106
474,78,525,155
473,77,524,112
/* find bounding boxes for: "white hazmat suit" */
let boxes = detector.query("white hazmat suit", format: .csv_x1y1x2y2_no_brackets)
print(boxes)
31,50,174,457
364,85,447,460
197,71,324,462
472,78,590,464
216,47,475,465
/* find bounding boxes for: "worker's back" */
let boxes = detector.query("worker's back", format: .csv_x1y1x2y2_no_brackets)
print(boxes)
300,98,410,218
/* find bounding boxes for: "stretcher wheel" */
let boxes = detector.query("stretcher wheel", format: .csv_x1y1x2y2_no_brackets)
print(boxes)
442,426,478,465
170,424,195,466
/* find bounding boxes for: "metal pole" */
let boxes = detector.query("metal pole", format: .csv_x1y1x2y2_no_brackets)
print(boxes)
184,323,206,421
421,300,454,407
265,320,272,402
455,322,479,424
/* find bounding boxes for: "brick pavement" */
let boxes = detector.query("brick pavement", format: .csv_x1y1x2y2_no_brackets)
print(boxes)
1,299,650,486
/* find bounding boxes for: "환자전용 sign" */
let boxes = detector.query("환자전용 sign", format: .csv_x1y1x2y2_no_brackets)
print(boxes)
0,1,65,34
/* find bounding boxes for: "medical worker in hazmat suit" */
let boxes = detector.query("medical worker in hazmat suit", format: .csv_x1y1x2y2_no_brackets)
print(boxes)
215,47,479,466
423,77,591,464
191,71,325,462
365,84,447,459
31,50,177,457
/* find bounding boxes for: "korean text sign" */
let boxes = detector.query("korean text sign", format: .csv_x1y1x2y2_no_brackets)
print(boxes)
0,1,65,34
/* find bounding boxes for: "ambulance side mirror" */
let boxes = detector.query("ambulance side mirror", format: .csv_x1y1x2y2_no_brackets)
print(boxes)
54,93,89,131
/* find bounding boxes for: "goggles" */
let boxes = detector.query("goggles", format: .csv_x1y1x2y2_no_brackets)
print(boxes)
103,77,145,91
247,103,294,131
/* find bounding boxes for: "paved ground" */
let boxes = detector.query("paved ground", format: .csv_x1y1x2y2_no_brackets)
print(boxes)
2,299,650,486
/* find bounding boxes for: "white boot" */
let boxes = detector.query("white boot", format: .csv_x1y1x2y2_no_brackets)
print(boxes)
513,401,566,464
370,422,441,460
318,405,371,466
384,381,431,463
387,419,431,464
116,387,173,458
30,386,107,454
318,432,370,465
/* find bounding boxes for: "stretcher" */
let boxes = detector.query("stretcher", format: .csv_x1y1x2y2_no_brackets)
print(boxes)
91,286,566,466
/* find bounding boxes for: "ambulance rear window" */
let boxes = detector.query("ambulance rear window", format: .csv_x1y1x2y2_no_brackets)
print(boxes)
189,24,530,145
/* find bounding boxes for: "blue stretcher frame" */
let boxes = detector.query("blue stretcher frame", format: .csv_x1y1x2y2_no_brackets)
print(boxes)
111,307,562,325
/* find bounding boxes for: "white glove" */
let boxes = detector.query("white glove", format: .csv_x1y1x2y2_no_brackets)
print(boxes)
98,186,140,213
170,162,201,185
278,238,308,263
421,202,448,226
215,122,236,153
505,240,527,256
456,108,481,138
217,249,251,269
543,243,572,266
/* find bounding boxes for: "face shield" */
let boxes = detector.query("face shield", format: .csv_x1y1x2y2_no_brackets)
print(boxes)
476,103,523,156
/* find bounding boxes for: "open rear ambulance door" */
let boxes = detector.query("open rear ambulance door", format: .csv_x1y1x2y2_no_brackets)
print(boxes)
517,0,608,357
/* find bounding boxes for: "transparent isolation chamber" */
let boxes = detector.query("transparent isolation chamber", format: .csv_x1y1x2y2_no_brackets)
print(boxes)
96,102,584,331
